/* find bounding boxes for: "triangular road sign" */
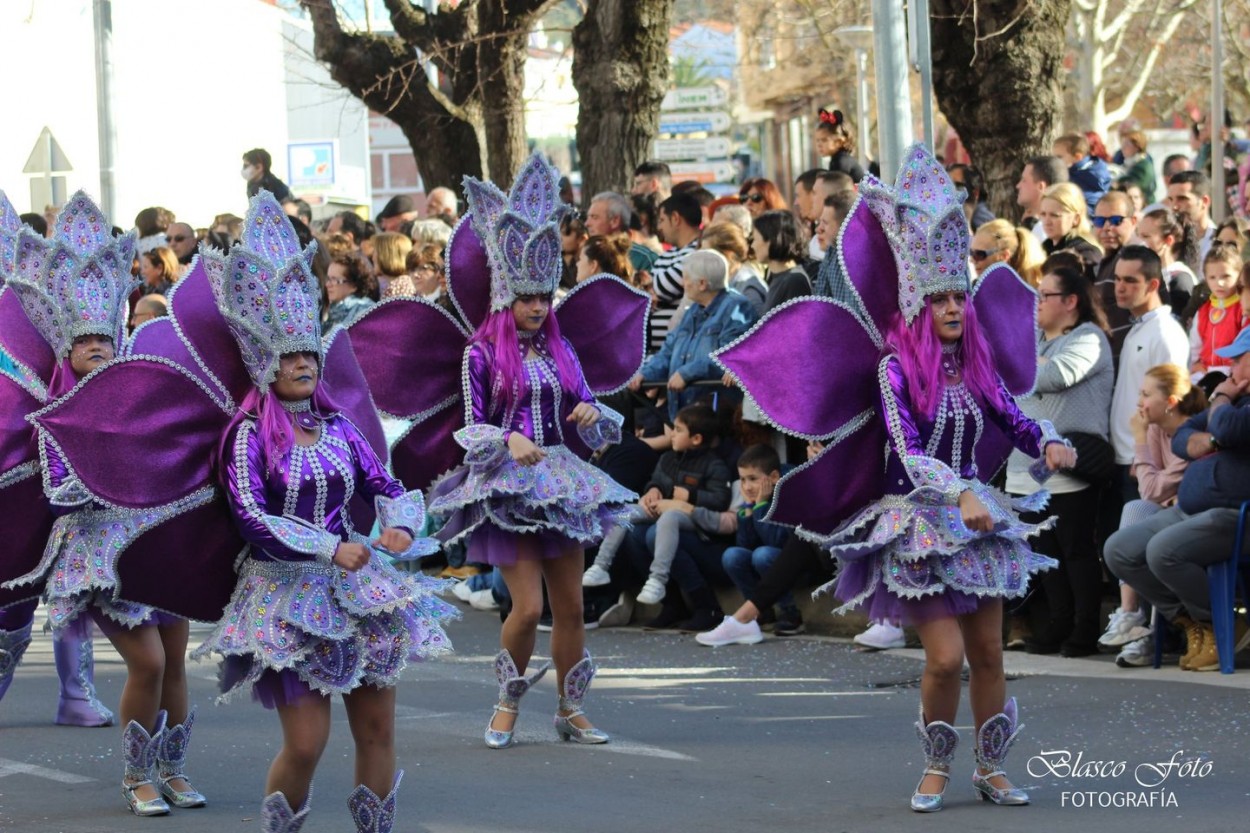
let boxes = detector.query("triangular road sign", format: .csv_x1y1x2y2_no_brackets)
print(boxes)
23,127,73,174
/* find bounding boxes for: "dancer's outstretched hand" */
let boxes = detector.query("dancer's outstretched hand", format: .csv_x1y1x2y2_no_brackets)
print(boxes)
957,490,993,534
334,542,371,571
508,432,547,466
375,527,413,555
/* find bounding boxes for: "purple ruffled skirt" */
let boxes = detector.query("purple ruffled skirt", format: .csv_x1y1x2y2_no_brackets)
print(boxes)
810,486,1057,626
428,444,635,565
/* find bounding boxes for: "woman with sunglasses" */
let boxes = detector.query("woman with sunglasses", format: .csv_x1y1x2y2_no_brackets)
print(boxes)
971,220,1046,286
737,178,787,219
1039,183,1102,281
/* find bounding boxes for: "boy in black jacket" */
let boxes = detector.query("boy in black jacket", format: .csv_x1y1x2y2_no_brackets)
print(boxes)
583,404,731,604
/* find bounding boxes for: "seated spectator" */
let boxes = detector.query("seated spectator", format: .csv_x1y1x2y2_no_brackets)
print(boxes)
323,252,377,330
583,404,731,607
409,218,452,248
1189,243,1244,381
1039,182,1102,280
971,219,1045,286
751,210,811,311
738,177,788,219
1103,331,1250,671
1103,365,1208,663
649,193,703,350
386,244,450,308
576,234,632,283
1054,132,1111,214
138,246,180,296
371,231,412,298
699,221,766,315
629,250,758,421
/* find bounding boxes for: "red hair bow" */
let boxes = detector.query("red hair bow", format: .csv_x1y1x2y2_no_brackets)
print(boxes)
818,108,843,126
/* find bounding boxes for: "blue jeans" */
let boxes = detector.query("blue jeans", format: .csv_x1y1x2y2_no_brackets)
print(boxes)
722,546,794,610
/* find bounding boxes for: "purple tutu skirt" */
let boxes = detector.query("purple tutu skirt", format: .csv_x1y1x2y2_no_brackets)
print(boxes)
428,444,635,561
810,485,1057,626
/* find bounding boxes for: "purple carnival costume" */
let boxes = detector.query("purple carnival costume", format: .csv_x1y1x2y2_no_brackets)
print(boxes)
715,145,1065,808
346,154,648,748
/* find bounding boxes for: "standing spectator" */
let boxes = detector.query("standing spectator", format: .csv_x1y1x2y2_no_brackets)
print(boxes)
737,178,787,219
630,193,664,255
947,164,994,228
241,148,291,203
1189,243,1245,379
751,210,810,311
282,198,313,226
699,221,766,316
1162,154,1193,182
424,187,458,223
133,206,173,254
971,220,1045,286
629,250,758,420
794,169,825,259
1111,182,1147,218
586,191,657,278
164,221,197,269
1039,183,1102,279
813,109,865,182
129,294,168,330
138,246,180,296
575,234,631,283
376,195,418,232
1016,156,1069,240
1054,133,1111,214
1137,206,1201,318
1116,129,1157,205
648,193,703,352
812,170,855,206
1092,190,1139,361
1167,170,1216,261
559,211,588,289
408,218,452,249
326,211,366,247
370,231,412,298
631,161,672,202
323,252,377,330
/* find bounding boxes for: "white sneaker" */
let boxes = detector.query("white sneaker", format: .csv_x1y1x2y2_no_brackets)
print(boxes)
635,577,667,605
582,564,611,587
1099,607,1150,648
1115,634,1154,667
468,589,499,611
695,616,764,647
451,580,473,603
853,622,906,650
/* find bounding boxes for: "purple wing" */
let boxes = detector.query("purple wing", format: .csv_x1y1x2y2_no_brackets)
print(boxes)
167,260,253,404
114,495,243,622
837,197,900,343
765,416,887,536
322,329,387,462
445,219,492,331
0,475,55,609
714,298,879,440
554,275,651,395
127,317,231,407
347,298,468,419
391,402,465,493
0,286,54,388
0,372,39,476
972,263,1039,397
32,357,226,509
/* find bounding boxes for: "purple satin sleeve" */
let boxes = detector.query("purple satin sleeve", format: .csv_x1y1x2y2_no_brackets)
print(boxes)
224,422,334,563
565,338,597,408
340,418,408,525
463,343,494,427
983,384,1045,458
879,358,966,505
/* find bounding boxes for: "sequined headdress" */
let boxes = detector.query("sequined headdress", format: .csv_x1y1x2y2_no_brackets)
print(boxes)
0,190,20,284
6,191,136,358
461,153,567,311
857,144,970,323
200,190,321,389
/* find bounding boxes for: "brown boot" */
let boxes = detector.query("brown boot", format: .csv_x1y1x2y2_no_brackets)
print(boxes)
1174,615,1204,670
1188,624,1220,672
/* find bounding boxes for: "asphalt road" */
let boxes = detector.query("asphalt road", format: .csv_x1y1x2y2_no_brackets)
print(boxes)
0,601,1246,833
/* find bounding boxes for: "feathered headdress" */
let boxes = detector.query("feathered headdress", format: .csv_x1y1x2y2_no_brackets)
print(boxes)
857,144,971,324
6,191,136,359
460,153,568,311
200,190,321,389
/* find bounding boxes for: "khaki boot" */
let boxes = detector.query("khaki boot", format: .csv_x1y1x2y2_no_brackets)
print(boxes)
1188,624,1220,672
1174,615,1204,670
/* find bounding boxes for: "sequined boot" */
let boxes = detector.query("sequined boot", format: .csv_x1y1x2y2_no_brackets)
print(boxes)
348,770,402,833
156,707,207,808
553,650,609,744
0,623,33,703
54,626,114,727
485,649,550,749
260,788,312,833
972,697,1029,805
122,710,171,816
911,705,959,812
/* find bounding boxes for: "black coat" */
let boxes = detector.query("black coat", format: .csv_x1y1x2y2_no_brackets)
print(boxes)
644,448,732,511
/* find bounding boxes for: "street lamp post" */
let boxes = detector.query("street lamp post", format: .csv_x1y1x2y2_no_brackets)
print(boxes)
834,25,874,170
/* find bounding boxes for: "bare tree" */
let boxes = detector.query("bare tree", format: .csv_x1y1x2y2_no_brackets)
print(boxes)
930,1,1072,220
572,0,676,200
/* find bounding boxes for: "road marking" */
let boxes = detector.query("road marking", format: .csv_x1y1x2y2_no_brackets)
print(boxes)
743,715,867,722
756,691,896,697
0,758,95,784
598,676,830,689
595,740,696,761
598,667,736,676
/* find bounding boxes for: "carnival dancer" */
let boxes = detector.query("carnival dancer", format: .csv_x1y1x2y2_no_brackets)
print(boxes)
185,192,456,833
347,154,648,750
0,191,114,729
715,145,1076,812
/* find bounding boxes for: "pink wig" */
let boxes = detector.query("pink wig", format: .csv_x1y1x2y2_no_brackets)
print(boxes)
884,299,1004,420
469,304,583,418
218,364,343,477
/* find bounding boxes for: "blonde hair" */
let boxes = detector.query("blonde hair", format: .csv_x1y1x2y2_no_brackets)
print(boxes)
1144,364,1207,415
372,232,413,278
1042,183,1100,248
699,221,750,266
975,219,1047,287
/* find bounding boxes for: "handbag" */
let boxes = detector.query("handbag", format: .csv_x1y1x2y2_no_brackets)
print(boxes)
1062,431,1117,486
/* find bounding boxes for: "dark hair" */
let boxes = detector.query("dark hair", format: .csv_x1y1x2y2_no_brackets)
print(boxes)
134,206,174,237
675,404,719,443
336,211,367,244
630,193,659,235
738,443,781,475
1142,207,1200,273
1044,265,1109,333
659,193,703,229
815,170,854,195
672,182,715,208
1161,154,1191,177
753,210,806,262
285,198,312,224
1024,155,1069,187
814,108,855,155
1168,169,1210,198
1041,250,1085,276
1118,244,1164,286
580,234,632,281
404,243,444,274
328,252,377,299
948,163,985,202
825,190,857,225
242,148,272,174
634,161,672,187
19,213,47,236
795,168,823,192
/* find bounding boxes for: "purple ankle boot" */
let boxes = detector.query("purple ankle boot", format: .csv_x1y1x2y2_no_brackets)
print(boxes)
54,629,114,727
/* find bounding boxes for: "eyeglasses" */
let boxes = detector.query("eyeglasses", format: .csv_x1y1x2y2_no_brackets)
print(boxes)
1091,215,1126,228
167,234,189,244
970,248,1001,262
325,278,348,286
739,193,765,204
1037,291,1070,301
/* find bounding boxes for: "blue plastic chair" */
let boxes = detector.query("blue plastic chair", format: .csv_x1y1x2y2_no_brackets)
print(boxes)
1208,499,1250,674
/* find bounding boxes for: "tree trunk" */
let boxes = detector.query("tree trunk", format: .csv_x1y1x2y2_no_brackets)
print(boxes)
572,0,676,203
475,1,538,187
930,0,1072,221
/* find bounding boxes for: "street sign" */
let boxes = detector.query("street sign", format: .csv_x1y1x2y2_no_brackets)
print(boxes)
23,127,72,212
652,137,732,162
288,141,337,189
668,161,737,183
658,111,732,135
661,86,728,111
